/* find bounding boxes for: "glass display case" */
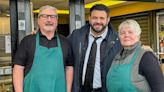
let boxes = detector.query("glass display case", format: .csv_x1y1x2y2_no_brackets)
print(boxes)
156,11,164,74
157,12,164,61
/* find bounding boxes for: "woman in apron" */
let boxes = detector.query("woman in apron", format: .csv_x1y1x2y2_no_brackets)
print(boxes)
106,19,164,92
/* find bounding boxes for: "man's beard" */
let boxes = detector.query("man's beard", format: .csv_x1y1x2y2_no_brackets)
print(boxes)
44,23,56,32
44,26,55,32
91,23,107,33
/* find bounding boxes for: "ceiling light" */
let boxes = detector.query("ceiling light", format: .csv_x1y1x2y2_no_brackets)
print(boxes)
6,14,10,16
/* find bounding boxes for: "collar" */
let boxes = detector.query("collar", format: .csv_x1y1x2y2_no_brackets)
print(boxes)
123,41,141,50
115,41,141,60
38,30,57,39
120,41,141,57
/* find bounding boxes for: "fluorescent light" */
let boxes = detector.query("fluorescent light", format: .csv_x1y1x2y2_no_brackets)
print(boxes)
6,14,10,16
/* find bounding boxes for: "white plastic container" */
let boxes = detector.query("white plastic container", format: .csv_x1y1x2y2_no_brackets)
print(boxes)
0,66,12,75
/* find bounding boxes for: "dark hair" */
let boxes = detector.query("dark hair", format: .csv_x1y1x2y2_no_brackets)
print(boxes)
89,4,110,16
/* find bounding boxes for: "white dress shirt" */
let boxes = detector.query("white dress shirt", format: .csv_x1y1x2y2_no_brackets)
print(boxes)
82,27,108,88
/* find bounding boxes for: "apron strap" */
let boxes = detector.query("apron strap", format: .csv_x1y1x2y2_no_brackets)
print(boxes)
130,47,140,65
36,32,40,49
56,34,61,47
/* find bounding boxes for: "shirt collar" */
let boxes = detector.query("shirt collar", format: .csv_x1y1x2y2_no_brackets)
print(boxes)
38,30,57,39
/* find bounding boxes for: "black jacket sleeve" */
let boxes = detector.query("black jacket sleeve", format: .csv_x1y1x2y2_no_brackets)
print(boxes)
139,51,164,92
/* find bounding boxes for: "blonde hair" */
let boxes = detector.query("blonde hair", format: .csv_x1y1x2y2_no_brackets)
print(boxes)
38,5,58,18
118,19,141,36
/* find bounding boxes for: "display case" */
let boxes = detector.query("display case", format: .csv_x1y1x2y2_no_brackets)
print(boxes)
157,12,164,60
156,11,164,74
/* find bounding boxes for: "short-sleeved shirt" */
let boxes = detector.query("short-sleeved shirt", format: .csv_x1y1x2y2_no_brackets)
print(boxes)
13,31,73,75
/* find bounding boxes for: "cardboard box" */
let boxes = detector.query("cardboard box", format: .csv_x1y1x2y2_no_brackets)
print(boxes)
160,54,164,59
161,64,164,75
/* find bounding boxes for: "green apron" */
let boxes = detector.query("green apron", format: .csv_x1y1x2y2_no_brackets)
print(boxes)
23,33,66,92
106,47,140,92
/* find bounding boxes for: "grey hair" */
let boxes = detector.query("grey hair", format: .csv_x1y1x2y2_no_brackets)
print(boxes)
118,19,141,36
38,5,58,17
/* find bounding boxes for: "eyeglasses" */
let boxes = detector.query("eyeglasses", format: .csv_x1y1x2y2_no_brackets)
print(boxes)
39,14,58,19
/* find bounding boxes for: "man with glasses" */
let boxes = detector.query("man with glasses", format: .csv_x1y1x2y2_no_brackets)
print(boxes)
13,5,73,92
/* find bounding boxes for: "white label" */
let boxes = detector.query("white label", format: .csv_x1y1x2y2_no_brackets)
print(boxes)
75,21,81,29
18,20,25,30
5,35,11,53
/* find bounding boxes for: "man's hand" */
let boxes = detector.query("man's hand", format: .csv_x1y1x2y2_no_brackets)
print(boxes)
31,31,37,35
141,45,153,52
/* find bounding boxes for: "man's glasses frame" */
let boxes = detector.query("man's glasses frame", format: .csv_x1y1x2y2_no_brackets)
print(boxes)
39,14,58,19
